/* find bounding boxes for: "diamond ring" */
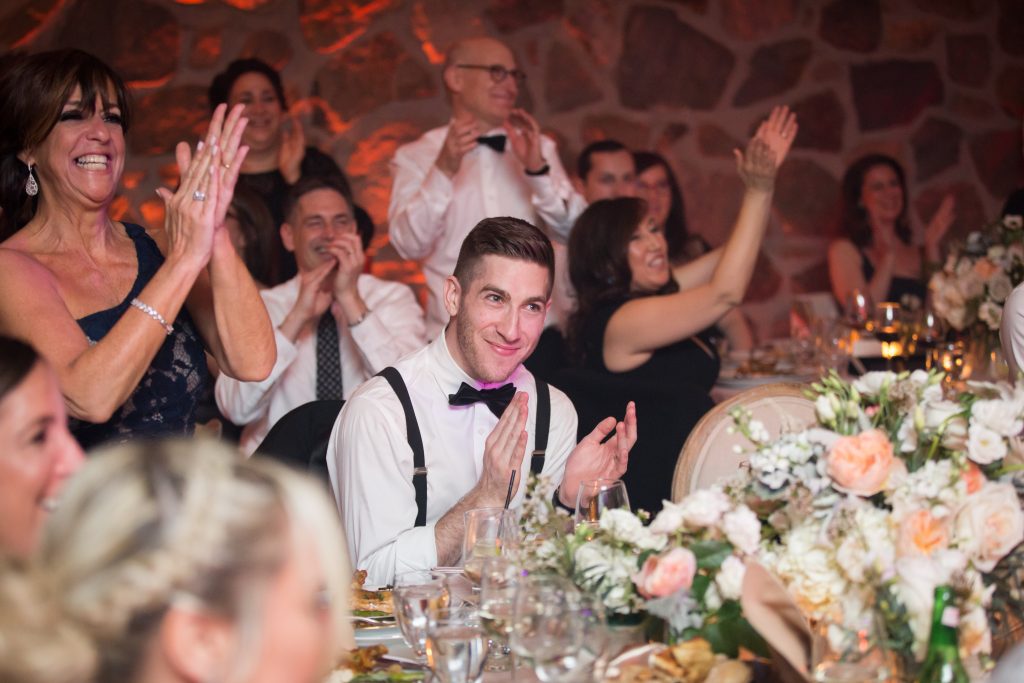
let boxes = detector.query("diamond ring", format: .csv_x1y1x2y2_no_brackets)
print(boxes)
193,190,207,201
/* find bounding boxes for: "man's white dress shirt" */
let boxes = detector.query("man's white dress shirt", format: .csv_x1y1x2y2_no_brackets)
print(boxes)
328,333,578,587
216,273,426,455
388,125,582,337
1002,282,1024,380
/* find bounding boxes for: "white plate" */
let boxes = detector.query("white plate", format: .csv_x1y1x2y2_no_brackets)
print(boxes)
353,623,406,648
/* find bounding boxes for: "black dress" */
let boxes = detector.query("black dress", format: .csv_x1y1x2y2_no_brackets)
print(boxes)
236,146,350,285
70,224,209,450
561,296,717,514
860,250,927,311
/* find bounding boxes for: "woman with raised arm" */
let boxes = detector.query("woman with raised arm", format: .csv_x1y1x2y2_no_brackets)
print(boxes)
828,153,955,311
0,49,274,450
567,106,797,389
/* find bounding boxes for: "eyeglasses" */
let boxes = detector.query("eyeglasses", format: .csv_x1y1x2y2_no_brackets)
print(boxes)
456,64,527,85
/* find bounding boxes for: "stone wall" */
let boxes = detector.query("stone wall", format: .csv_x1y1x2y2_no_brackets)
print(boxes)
5,0,1023,339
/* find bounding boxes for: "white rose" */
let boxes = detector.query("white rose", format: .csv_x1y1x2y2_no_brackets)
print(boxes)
895,555,956,656
971,398,1024,437
955,483,1024,571
979,301,1002,330
988,272,1013,304
1004,214,1023,230
649,501,685,534
722,505,762,555
925,400,968,447
815,394,836,422
715,555,746,600
897,415,919,453
600,508,665,550
679,488,732,529
852,372,893,398
966,424,1008,465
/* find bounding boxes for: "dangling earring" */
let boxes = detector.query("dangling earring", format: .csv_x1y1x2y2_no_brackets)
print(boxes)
25,163,38,197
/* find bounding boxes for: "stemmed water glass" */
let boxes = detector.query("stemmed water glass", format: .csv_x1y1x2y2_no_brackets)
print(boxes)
478,556,520,671
874,302,902,370
425,604,488,683
916,309,945,369
574,479,630,533
393,571,450,660
462,508,518,585
509,574,584,683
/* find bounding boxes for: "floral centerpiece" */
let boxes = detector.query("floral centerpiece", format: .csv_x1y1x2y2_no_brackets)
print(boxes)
517,369,1024,677
727,370,1024,675
516,478,769,657
929,213,1024,340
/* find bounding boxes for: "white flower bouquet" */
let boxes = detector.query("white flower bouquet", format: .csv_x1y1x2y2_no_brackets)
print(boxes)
721,369,1024,675
929,214,1024,335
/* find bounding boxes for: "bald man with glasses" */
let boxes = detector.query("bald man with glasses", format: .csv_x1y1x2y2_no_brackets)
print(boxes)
388,36,583,337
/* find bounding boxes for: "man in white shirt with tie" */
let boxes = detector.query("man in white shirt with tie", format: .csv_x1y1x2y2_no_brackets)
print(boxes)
329,217,635,586
217,176,425,454
388,36,581,338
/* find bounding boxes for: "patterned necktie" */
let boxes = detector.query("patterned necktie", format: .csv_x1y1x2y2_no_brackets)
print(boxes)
477,134,507,153
316,312,343,401
447,382,516,418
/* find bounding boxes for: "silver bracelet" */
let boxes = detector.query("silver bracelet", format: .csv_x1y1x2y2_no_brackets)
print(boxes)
130,298,173,335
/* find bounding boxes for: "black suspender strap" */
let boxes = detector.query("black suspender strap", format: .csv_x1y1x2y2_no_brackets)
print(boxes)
377,367,428,528
531,380,550,476
378,368,552,527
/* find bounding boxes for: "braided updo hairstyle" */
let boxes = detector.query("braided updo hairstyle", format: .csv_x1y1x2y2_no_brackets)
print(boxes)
37,439,352,683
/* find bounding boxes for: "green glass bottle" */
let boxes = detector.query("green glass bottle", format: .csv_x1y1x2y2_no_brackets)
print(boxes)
917,585,969,683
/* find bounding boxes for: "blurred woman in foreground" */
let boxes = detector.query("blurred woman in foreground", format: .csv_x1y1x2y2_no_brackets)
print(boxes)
38,438,353,683
0,335,83,559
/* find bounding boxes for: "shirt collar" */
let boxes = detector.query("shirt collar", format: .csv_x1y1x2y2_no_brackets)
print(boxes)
426,331,525,397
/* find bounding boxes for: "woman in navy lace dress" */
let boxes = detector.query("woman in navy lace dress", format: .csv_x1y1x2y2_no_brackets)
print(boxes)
0,50,275,450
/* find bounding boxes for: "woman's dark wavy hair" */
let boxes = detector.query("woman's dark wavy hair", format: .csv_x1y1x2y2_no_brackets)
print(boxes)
208,58,287,112
567,197,678,364
633,151,693,264
841,153,911,248
0,49,131,239
0,336,41,404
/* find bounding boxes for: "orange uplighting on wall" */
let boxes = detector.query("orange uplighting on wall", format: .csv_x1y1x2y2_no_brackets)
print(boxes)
411,1,444,65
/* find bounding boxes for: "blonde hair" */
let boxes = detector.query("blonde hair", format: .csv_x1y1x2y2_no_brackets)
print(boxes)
37,439,352,682
0,557,95,683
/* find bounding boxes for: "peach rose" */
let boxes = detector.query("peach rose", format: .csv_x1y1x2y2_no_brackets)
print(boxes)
955,483,1024,572
826,429,896,497
632,547,697,599
962,462,985,495
898,509,949,558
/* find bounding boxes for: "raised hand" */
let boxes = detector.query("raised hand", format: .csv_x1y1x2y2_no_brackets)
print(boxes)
925,193,956,254
278,111,305,184
559,401,637,506
478,392,530,505
753,104,798,168
734,136,780,193
505,108,544,172
295,259,336,321
436,115,481,178
156,128,222,271
326,232,366,302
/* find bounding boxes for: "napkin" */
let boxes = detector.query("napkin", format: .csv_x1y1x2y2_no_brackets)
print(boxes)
740,561,817,683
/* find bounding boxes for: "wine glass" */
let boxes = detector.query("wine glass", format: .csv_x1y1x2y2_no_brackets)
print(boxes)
394,571,450,660
425,604,488,683
509,574,584,682
916,310,946,370
532,592,609,683
462,508,518,585
574,479,630,534
844,289,872,331
873,302,902,370
478,556,521,671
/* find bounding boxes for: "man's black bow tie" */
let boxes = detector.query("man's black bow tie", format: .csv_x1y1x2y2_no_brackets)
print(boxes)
476,134,507,153
448,382,515,418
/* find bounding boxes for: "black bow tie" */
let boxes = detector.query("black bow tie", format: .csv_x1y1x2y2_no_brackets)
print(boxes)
448,382,515,418
477,134,506,153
